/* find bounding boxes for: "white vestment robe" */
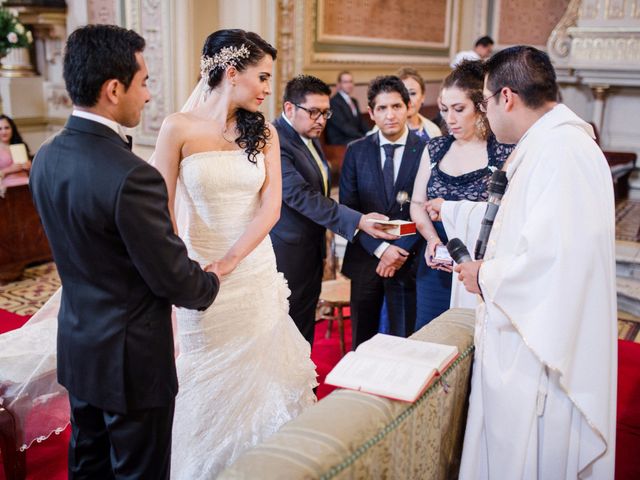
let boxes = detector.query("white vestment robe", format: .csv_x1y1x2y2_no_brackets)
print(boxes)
458,104,617,479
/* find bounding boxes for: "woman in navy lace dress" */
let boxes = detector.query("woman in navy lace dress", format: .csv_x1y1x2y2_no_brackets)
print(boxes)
410,60,514,329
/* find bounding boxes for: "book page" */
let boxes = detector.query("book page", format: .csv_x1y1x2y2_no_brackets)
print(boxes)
9,144,29,165
356,334,458,372
364,219,413,226
325,351,436,402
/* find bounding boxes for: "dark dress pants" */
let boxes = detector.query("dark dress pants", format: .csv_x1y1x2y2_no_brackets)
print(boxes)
273,239,323,347
68,393,175,480
350,257,417,349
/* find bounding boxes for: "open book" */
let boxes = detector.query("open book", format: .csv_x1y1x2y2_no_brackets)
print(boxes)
325,334,459,402
365,219,416,236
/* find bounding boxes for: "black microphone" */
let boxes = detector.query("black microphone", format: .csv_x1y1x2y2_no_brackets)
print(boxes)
447,238,472,264
474,170,508,260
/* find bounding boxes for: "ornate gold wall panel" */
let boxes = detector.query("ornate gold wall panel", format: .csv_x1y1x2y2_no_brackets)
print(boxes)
494,0,570,47
318,0,448,48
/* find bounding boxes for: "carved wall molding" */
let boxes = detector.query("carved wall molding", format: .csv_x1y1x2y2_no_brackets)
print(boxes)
569,29,640,66
124,0,174,146
87,0,118,24
277,0,295,105
548,0,582,65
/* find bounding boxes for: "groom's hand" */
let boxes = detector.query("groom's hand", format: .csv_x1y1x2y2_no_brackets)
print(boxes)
359,213,401,241
204,263,222,279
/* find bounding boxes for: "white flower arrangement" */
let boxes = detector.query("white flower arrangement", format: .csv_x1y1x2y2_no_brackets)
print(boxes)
0,8,33,58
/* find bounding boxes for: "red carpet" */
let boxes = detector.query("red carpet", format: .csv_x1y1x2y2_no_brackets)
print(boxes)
616,340,640,480
3,310,639,479
0,311,350,479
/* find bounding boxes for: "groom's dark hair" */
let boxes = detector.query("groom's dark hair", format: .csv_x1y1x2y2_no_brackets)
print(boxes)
63,25,145,107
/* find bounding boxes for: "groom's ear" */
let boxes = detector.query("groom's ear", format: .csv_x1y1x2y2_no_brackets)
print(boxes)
102,79,121,105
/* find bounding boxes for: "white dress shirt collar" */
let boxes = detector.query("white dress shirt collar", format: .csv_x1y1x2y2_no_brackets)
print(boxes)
378,126,409,147
72,110,130,144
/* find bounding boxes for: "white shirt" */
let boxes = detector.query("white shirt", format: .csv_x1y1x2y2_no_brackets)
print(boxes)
450,50,480,68
373,127,409,258
71,110,129,144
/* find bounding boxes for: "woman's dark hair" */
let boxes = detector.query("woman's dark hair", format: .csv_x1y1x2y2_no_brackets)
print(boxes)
63,25,145,107
202,29,277,164
0,114,26,146
484,45,558,109
441,59,490,139
367,76,410,109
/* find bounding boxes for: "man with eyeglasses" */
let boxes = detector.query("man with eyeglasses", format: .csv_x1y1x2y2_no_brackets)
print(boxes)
271,74,398,348
452,46,616,479
340,75,427,348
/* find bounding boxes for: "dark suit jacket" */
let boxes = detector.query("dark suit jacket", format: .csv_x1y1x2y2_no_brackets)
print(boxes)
325,93,368,145
271,116,361,254
340,130,427,279
30,116,219,414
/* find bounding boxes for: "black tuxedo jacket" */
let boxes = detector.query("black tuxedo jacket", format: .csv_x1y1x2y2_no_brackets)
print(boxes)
325,93,368,145
270,116,360,253
30,116,219,414
339,130,427,279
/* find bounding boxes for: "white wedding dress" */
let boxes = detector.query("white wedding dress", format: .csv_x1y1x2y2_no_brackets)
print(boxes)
0,149,317,476
170,150,317,478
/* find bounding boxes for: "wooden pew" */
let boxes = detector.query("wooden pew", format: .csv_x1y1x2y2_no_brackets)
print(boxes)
0,184,52,282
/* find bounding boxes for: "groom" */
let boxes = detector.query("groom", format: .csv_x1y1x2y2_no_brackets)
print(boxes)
30,25,220,479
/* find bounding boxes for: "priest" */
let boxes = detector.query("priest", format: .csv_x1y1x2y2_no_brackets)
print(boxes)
455,46,617,479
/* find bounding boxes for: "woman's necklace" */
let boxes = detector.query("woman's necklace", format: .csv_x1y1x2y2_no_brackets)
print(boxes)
221,123,237,144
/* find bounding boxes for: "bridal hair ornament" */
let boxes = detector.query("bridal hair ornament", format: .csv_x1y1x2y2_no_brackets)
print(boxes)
200,44,251,77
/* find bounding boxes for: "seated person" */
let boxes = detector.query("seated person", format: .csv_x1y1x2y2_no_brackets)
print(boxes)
0,114,31,189
450,36,494,68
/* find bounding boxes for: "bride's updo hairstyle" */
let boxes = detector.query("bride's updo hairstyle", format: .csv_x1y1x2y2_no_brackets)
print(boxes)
202,29,277,163
441,59,491,140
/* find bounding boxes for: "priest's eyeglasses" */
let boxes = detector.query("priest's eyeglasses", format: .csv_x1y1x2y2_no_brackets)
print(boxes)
295,104,333,120
478,89,518,113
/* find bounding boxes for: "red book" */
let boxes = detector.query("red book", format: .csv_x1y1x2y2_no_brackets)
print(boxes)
365,219,417,236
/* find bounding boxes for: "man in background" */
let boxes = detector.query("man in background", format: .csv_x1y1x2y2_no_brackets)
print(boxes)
325,71,369,144
451,36,494,68
271,75,397,347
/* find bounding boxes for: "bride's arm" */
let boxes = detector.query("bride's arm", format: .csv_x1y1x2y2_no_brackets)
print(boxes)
151,114,185,234
214,125,282,276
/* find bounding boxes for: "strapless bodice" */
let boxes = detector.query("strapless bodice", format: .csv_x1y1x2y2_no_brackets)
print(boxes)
177,150,265,262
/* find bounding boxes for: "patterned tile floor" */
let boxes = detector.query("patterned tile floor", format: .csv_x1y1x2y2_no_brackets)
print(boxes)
0,262,60,316
616,200,640,242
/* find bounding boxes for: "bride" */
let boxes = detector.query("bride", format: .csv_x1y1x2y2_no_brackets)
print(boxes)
152,29,317,478
0,29,316,479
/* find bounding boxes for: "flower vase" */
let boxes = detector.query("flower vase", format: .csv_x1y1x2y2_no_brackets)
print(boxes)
0,47,34,77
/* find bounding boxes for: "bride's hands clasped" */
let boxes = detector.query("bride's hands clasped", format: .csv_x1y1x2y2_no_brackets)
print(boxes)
205,255,239,279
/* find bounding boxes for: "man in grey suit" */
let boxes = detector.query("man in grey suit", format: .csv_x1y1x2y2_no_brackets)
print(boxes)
271,75,397,347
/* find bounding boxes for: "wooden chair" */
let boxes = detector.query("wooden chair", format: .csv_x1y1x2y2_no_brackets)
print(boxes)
317,231,350,356
0,405,26,480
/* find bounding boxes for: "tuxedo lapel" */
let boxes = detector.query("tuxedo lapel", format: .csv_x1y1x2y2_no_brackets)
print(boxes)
366,134,389,211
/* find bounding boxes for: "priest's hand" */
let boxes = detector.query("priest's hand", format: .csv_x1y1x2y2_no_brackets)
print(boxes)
425,198,444,222
359,213,401,240
454,261,483,294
